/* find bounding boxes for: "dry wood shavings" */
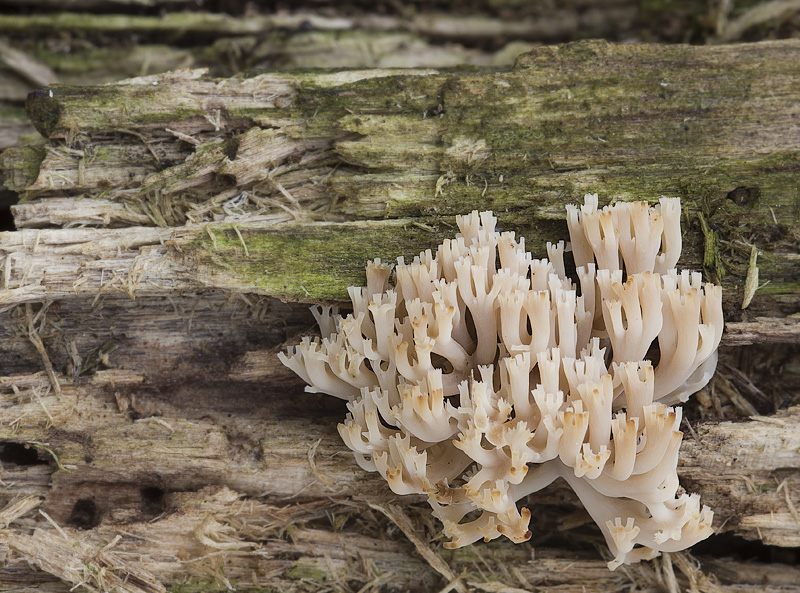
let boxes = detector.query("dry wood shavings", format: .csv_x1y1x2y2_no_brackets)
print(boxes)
165,128,201,145
368,502,468,593
194,515,253,550
0,495,43,528
232,225,249,257
5,522,167,593
741,244,759,309
307,437,337,490
776,478,800,524
205,225,218,249
24,303,61,396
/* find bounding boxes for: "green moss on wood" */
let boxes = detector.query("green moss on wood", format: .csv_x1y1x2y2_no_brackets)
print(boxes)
7,39,800,314
0,144,46,191
25,84,208,136
290,71,445,138
287,560,328,582
24,88,61,138
177,215,570,303
185,220,449,301
170,208,800,320
310,41,800,228
168,581,265,593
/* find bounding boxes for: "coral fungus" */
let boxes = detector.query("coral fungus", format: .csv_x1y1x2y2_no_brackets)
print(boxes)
280,194,722,569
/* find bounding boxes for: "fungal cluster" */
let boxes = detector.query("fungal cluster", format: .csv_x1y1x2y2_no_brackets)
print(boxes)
280,195,722,569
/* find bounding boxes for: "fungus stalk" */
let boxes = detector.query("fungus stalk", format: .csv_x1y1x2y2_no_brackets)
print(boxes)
280,195,722,570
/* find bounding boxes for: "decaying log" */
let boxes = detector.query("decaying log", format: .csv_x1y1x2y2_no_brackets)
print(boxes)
1,365,800,539
1,359,800,590
0,5,541,151
0,223,798,343
5,493,800,593
3,41,800,312
1,38,800,592
0,0,794,148
5,485,799,593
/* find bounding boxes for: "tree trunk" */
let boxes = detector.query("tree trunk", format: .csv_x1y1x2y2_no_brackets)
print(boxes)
1,38,799,593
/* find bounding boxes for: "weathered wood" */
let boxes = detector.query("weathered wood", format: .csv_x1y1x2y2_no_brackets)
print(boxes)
3,41,799,319
1,363,800,540
5,485,800,593
0,9,539,152
13,41,800,225
1,221,798,342
0,0,789,155
1,360,799,590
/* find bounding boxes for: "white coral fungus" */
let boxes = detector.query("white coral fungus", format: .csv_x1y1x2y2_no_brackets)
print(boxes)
280,195,721,570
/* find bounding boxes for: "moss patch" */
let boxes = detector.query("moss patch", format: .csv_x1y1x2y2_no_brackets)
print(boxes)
287,559,328,582
183,220,450,301
0,144,47,192
25,88,61,138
